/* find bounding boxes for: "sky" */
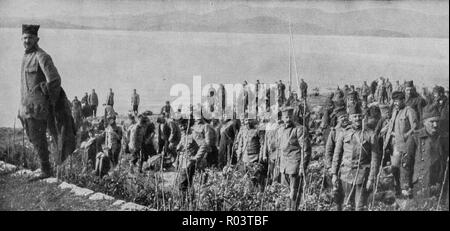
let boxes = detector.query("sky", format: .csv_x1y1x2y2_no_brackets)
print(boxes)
0,0,448,18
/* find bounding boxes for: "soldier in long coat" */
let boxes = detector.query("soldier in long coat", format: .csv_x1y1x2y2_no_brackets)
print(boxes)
276,106,311,211
404,105,448,203
19,24,75,180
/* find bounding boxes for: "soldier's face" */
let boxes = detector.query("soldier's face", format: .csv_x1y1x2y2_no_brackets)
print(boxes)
405,87,413,97
393,99,405,110
22,33,38,50
338,115,349,127
424,117,439,135
350,114,363,129
283,113,293,124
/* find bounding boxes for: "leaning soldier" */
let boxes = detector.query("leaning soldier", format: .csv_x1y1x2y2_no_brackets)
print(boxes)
277,106,311,211
331,103,379,211
403,104,449,204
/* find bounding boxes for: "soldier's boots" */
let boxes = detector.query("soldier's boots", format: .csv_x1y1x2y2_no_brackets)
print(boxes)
28,162,52,182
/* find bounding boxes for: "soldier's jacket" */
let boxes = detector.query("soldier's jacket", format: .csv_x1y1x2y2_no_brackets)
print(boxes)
20,45,61,120
71,99,82,116
276,122,311,175
385,106,418,152
131,93,140,106
260,122,282,162
332,127,379,184
81,95,88,106
361,84,370,96
236,127,262,164
191,122,216,161
177,131,200,169
404,128,449,193
129,122,147,152
106,92,114,105
405,95,427,121
88,93,98,106
105,124,122,150
324,126,346,170
158,119,181,145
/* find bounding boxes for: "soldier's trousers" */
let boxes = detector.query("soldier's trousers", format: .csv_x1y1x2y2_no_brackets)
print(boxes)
281,173,303,210
24,118,51,173
91,105,97,117
335,181,369,211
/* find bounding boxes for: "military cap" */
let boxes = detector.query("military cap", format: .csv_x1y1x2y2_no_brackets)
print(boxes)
22,24,40,36
432,86,445,94
347,104,362,115
281,106,294,114
404,81,414,88
422,104,440,120
391,91,405,100
347,90,358,98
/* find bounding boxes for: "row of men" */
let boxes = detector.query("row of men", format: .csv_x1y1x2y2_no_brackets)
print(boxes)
321,81,448,210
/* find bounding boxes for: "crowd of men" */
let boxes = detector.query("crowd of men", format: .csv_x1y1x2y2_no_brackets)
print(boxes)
19,24,448,211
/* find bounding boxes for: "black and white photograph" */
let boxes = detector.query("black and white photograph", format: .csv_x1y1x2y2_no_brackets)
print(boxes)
0,0,448,216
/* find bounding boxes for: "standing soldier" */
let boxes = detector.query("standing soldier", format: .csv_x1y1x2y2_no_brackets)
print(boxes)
105,114,122,167
131,89,140,115
71,96,82,131
431,86,449,133
324,107,349,178
278,80,286,107
157,115,182,167
276,106,311,211
300,78,308,100
403,104,448,203
191,111,217,178
218,117,241,168
384,91,418,196
89,89,99,117
235,117,264,190
404,81,427,123
331,104,379,211
106,88,114,108
161,101,173,118
361,81,370,102
19,24,75,180
260,114,283,184
385,78,393,102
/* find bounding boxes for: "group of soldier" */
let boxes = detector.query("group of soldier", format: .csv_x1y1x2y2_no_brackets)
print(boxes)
18,24,448,211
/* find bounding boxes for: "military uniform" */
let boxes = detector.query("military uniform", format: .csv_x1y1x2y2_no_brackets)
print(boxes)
276,120,311,210
261,121,283,184
131,92,140,114
71,98,82,131
19,25,62,175
106,91,114,107
105,122,122,166
331,127,379,210
218,119,240,168
385,102,418,194
88,92,98,117
404,128,448,198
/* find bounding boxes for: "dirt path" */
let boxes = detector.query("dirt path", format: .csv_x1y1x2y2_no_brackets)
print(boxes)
0,161,153,211
0,173,118,211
